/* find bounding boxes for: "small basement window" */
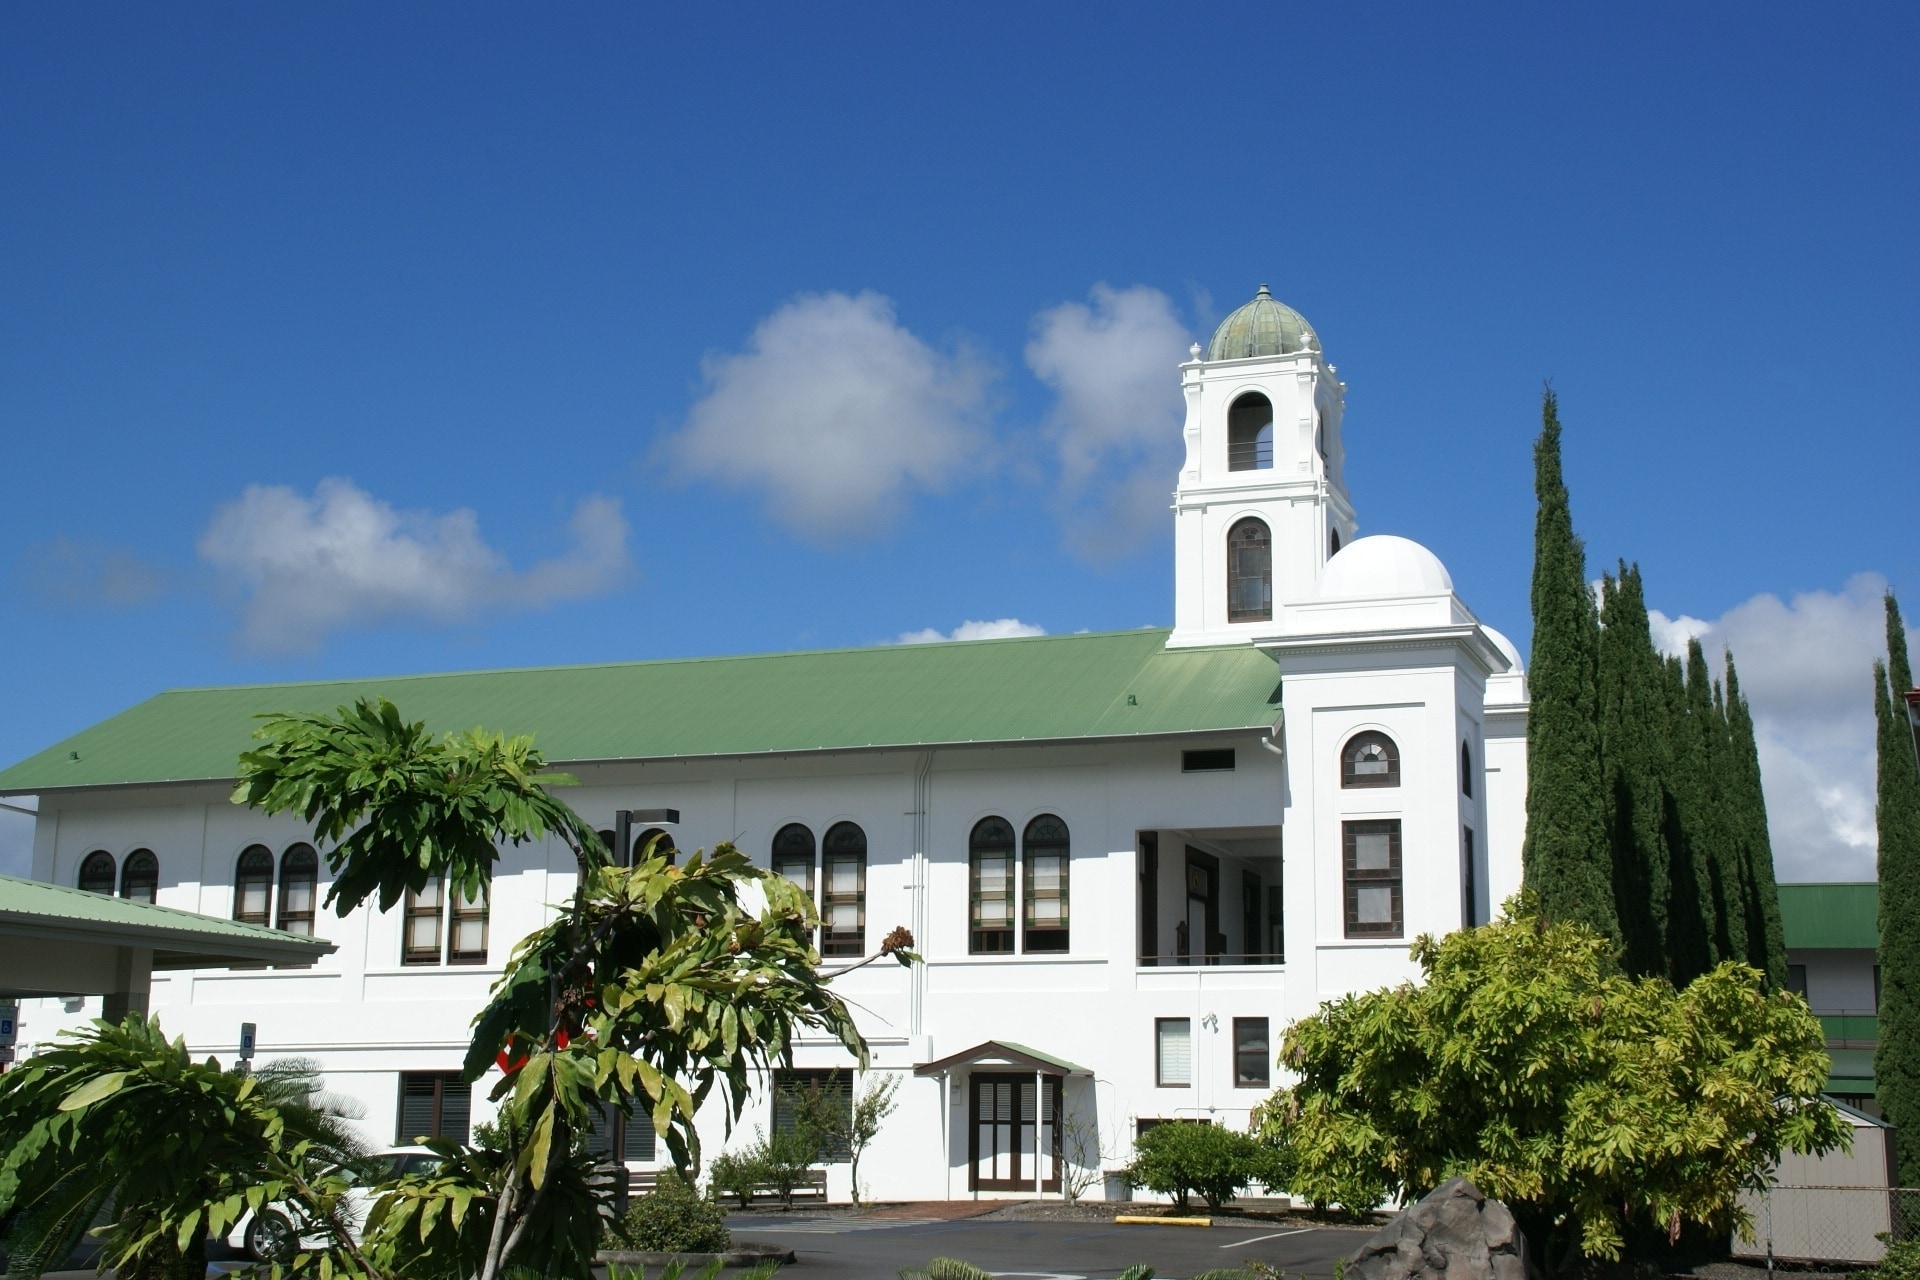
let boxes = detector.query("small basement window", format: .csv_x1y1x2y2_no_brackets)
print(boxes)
1182,749,1236,773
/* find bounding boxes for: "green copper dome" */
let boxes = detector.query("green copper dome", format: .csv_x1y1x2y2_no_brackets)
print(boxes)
1205,284,1320,360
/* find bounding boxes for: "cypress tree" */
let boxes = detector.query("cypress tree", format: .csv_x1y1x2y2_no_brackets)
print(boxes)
1704,669,1750,967
1598,563,1671,977
1664,649,1720,985
1725,652,1788,987
1874,593,1920,1186
1522,389,1617,940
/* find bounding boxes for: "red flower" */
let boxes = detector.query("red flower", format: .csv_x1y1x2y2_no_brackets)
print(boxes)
556,1029,571,1051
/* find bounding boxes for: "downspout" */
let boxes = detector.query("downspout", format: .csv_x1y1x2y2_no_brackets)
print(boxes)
910,751,934,1037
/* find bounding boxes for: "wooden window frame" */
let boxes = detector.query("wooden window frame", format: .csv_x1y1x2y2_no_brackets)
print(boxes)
820,822,866,958
1232,1017,1271,1088
403,877,445,965
771,823,817,945
1022,814,1070,954
397,1072,471,1145
78,850,117,896
1155,1017,1192,1088
277,844,319,936
968,1072,1062,1193
234,845,274,926
969,817,1015,954
1343,819,1404,938
119,849,159,904
448,881,489,964
1341,730,1401,789
1226,517,1273,624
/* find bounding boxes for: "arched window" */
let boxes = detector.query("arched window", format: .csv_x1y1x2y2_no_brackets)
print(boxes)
1342,731,1401,788
596,829,618,861
119,849,158,904
1227,393,1274,471
234,845,274,925
1227,518,1272,624
1330,527,1341,556
820,822,866,958
278,844,319,935
78,850,116,895
635,828,676,866
771,823,817,944
1461,742,1474,798
969,817,1015,954
1023,814,1070,953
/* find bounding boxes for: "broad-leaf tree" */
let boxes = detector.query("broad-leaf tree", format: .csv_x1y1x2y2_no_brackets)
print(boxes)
0,1018,374,1280
232,697,909,1280
1267,900,1845,1275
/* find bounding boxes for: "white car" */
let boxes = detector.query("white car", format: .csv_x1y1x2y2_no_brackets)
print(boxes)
227,1147,445,1262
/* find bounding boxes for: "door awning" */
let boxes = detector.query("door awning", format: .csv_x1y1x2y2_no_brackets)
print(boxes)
913,1039,1091,1077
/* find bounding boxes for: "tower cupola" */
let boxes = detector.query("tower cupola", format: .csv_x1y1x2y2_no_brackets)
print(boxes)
1167,285,1356,648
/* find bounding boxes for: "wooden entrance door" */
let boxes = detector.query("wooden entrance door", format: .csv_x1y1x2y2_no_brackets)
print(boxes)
969,1073,1062,1191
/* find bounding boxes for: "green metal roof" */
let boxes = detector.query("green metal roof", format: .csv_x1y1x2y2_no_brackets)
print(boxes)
1778,882,1879,950
0,629,1283,794
0,873,334,975
1205,284,1321,361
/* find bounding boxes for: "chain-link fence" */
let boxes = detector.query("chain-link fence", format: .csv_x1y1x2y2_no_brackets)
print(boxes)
1732,1185,1920,1264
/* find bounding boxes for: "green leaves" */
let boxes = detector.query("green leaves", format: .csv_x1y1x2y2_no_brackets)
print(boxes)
233,696,605,916
1272,900,1847,1271
56,1069,130,1112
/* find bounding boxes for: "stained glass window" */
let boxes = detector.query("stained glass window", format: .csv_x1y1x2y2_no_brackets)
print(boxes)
1023,814,1069,953
821,822,866,957
119,849,158,904
234,845,273,925
969,817,1014,954
1227,518,1272,623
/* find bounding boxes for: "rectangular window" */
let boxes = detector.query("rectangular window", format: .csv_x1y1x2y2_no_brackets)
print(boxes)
1024,846,1069,953
449,882,489,964
1786,964,1808,998
1182,749,1236,773
1155,1017,1191,1087
1233,1017,1270,1088
403,879,444,965
970,846,1014,954
397,1072,471,1145
821,852,865,957
1343,819,1403,938
772,1069,853,1161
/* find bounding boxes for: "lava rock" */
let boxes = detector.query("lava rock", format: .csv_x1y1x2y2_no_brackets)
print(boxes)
1345,1176,1528,1280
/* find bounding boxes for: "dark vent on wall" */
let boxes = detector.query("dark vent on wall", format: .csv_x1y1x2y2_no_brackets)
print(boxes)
1182,749,1236,773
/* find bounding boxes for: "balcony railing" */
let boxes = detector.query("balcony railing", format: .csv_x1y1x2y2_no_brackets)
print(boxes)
1139,951,1284,968
1815,1011,1878,1047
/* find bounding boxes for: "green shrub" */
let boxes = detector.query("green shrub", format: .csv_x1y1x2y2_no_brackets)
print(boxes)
706,1148,765,1209
1124,1121,1273,1212
612,1171,731,1254
1869,1237,1920,1280
755,1125,819,1208
898,1260,993,1280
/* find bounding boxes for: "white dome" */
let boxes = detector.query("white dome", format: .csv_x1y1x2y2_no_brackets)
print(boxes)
1317,535,1454,599
1483,624,1525,674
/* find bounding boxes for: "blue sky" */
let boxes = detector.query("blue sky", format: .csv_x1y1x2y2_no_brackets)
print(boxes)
2,5,1915,878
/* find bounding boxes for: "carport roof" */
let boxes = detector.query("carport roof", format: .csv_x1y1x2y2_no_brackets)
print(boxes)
0,874,336,971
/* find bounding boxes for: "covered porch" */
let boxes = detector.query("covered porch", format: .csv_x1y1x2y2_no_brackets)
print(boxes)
1137,826,1283,967
916,1040,1093,1196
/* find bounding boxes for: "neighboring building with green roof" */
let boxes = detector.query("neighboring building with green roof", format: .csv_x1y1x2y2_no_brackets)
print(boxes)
0,287,1534,1202
1779,882,1881,1110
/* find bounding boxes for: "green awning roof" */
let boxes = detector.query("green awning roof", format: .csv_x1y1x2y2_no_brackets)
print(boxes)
0,874,335,973
0,629,1283,794
1778,882,1879,950
914,1039,1092,1077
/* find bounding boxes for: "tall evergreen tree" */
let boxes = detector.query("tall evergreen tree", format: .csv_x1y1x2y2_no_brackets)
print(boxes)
1664,650,1720,985
1724,653,1788,988
1874,593,1920,1186
1597,564,1671,977
1704,670,1750,967
1522,389,1617,941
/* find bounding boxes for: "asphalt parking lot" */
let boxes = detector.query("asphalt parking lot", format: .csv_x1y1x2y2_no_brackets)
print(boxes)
724,1214,1363,1280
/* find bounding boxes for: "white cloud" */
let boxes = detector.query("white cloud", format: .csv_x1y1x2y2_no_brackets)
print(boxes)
1026,284,1192,558
197,479,630,653
896,618,1046,645
664,291,993,541
1650,573,1914,882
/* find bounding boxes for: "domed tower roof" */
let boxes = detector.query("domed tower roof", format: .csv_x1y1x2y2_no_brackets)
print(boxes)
1205,284,1321,360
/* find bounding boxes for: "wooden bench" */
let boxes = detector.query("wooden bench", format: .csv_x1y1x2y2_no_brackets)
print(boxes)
623,1165,829,1203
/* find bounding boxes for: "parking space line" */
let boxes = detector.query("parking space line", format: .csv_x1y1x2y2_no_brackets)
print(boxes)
1220,1227,1315,1249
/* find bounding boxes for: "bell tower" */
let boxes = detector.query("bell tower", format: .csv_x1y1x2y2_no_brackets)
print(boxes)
1167,285,1356,648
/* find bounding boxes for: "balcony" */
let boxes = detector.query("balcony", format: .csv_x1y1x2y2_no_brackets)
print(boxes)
1816,1011,1877,1049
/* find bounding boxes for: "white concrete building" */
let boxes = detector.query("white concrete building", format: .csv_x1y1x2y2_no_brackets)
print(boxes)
0,287,1530,1201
